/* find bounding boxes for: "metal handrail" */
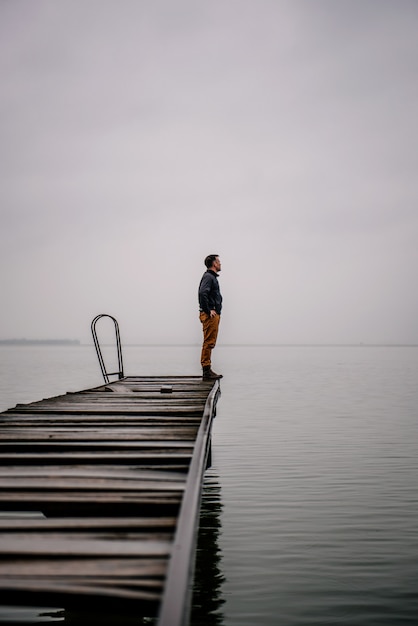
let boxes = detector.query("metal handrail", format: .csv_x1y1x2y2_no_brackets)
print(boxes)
91,314,124,383
158,379,221,626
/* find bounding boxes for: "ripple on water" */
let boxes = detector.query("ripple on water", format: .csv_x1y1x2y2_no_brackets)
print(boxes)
211,347,418,625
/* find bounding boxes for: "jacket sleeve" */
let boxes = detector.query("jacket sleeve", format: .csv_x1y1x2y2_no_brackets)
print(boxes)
198,273,213,314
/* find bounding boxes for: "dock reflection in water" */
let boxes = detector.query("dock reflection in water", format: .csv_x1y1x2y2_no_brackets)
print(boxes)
191,469,225,626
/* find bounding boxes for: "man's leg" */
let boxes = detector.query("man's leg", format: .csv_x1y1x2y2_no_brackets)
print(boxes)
200,312,222,378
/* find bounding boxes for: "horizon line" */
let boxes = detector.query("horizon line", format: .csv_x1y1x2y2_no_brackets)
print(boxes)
1,340,417,348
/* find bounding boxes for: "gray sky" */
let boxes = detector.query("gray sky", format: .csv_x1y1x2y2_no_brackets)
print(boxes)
1,0,417,345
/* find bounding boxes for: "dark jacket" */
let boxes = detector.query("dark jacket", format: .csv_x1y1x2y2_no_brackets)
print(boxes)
198,270,223,315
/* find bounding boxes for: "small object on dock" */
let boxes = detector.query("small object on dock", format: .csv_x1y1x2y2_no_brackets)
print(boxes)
160,385,173,393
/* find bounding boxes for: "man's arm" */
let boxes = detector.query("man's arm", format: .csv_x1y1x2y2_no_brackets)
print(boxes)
198,273,214,315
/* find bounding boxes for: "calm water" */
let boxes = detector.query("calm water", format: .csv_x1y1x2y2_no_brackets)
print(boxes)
1,344,418,625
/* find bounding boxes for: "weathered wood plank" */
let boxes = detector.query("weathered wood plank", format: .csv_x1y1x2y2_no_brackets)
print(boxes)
0,536,172,557
0,517,176,530
0,456,191,473
0,559,167,577
5,395,204,405
0,477,185,491
0,452,192,471
0,438,193,454
0,491,182,504
0,416,201,427
9,392,207,403
102,387,210,393
0,424,197,441
0,467,184,481
6,405,204,415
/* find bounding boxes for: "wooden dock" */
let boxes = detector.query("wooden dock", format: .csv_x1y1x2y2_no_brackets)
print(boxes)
0,375,221,625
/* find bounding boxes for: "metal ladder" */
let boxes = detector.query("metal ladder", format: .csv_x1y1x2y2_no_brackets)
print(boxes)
91,314,124,383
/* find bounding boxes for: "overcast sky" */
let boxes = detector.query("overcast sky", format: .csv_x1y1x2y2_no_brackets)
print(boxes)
1,0,417,345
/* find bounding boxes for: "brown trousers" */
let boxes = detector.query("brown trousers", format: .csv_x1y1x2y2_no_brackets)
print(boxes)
199,312,221,368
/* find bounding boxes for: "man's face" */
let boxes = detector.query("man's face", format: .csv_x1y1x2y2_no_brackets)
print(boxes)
213,257,221,272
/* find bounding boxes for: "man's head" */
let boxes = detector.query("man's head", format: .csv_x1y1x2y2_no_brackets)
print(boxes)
204,254,221,273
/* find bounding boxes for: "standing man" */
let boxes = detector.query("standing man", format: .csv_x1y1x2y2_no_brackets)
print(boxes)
198,254,223,380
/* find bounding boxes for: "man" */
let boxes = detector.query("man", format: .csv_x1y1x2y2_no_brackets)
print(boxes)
198,254,223,380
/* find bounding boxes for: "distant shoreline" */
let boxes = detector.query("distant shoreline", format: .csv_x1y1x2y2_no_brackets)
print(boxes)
0,340,416,348
0,339,80,346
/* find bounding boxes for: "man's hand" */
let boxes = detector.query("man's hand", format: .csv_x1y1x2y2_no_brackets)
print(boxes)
210,310,217,318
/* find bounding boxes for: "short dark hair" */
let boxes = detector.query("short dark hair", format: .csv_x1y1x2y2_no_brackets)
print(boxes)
204,254,219,268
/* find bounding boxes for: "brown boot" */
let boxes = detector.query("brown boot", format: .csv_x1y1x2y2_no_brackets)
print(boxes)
202,367,223,380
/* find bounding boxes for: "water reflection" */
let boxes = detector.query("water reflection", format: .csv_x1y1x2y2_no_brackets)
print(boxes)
190,469,225,626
